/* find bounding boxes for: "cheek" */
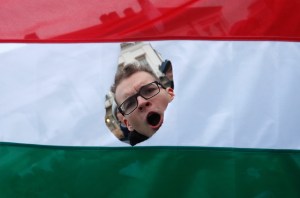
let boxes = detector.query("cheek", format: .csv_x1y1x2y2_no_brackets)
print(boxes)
155,94,170,108
127,113,141,127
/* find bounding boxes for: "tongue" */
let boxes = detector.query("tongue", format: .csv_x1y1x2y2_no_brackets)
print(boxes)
147,113,161,126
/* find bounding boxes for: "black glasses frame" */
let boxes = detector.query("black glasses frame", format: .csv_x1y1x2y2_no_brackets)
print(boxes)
118,81,165,116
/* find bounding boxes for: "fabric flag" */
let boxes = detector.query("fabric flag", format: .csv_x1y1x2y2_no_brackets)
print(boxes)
1,0,300,197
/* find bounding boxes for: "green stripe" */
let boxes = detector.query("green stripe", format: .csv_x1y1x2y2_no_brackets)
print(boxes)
1,143,300,198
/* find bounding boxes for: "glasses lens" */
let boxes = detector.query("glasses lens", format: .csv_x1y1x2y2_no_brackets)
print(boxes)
121,95,137,115
140,82,159,99
120,82,160,115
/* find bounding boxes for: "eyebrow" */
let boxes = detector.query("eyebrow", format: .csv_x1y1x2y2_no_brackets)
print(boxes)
121,87,139,102
122,80,154,101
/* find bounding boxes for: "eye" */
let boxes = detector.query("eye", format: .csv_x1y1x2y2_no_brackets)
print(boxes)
123,97,136,110
141,84,157,97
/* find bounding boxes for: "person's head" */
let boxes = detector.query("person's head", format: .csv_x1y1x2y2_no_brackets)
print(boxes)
165,65,173,81
112,62,175,137
160,60,173,81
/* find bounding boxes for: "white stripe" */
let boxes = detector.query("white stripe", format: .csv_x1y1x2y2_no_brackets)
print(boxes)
1,41,300,149
0,44,26,53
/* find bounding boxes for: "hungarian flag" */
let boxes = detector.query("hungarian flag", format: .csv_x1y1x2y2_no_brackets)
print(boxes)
1,0,300,197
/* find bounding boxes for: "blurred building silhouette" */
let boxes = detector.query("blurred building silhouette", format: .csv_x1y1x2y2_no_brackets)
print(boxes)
118,42,164,77
48,0,227,40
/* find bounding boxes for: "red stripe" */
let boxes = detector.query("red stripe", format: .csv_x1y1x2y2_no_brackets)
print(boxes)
1,0,300,42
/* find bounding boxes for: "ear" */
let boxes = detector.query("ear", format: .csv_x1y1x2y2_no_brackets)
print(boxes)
166,87,175,101
123,118,135,132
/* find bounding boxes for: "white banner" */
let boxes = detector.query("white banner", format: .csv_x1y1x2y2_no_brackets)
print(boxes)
1,41,300,149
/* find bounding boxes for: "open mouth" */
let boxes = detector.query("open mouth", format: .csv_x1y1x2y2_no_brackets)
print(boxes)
147,112,162,128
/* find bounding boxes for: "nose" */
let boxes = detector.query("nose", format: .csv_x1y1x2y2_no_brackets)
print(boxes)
137,96,151,111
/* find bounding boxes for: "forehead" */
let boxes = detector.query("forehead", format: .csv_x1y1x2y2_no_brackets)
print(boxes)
115,71,156,103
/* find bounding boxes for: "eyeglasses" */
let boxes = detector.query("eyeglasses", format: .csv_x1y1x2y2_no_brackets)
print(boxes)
118,81,165,116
